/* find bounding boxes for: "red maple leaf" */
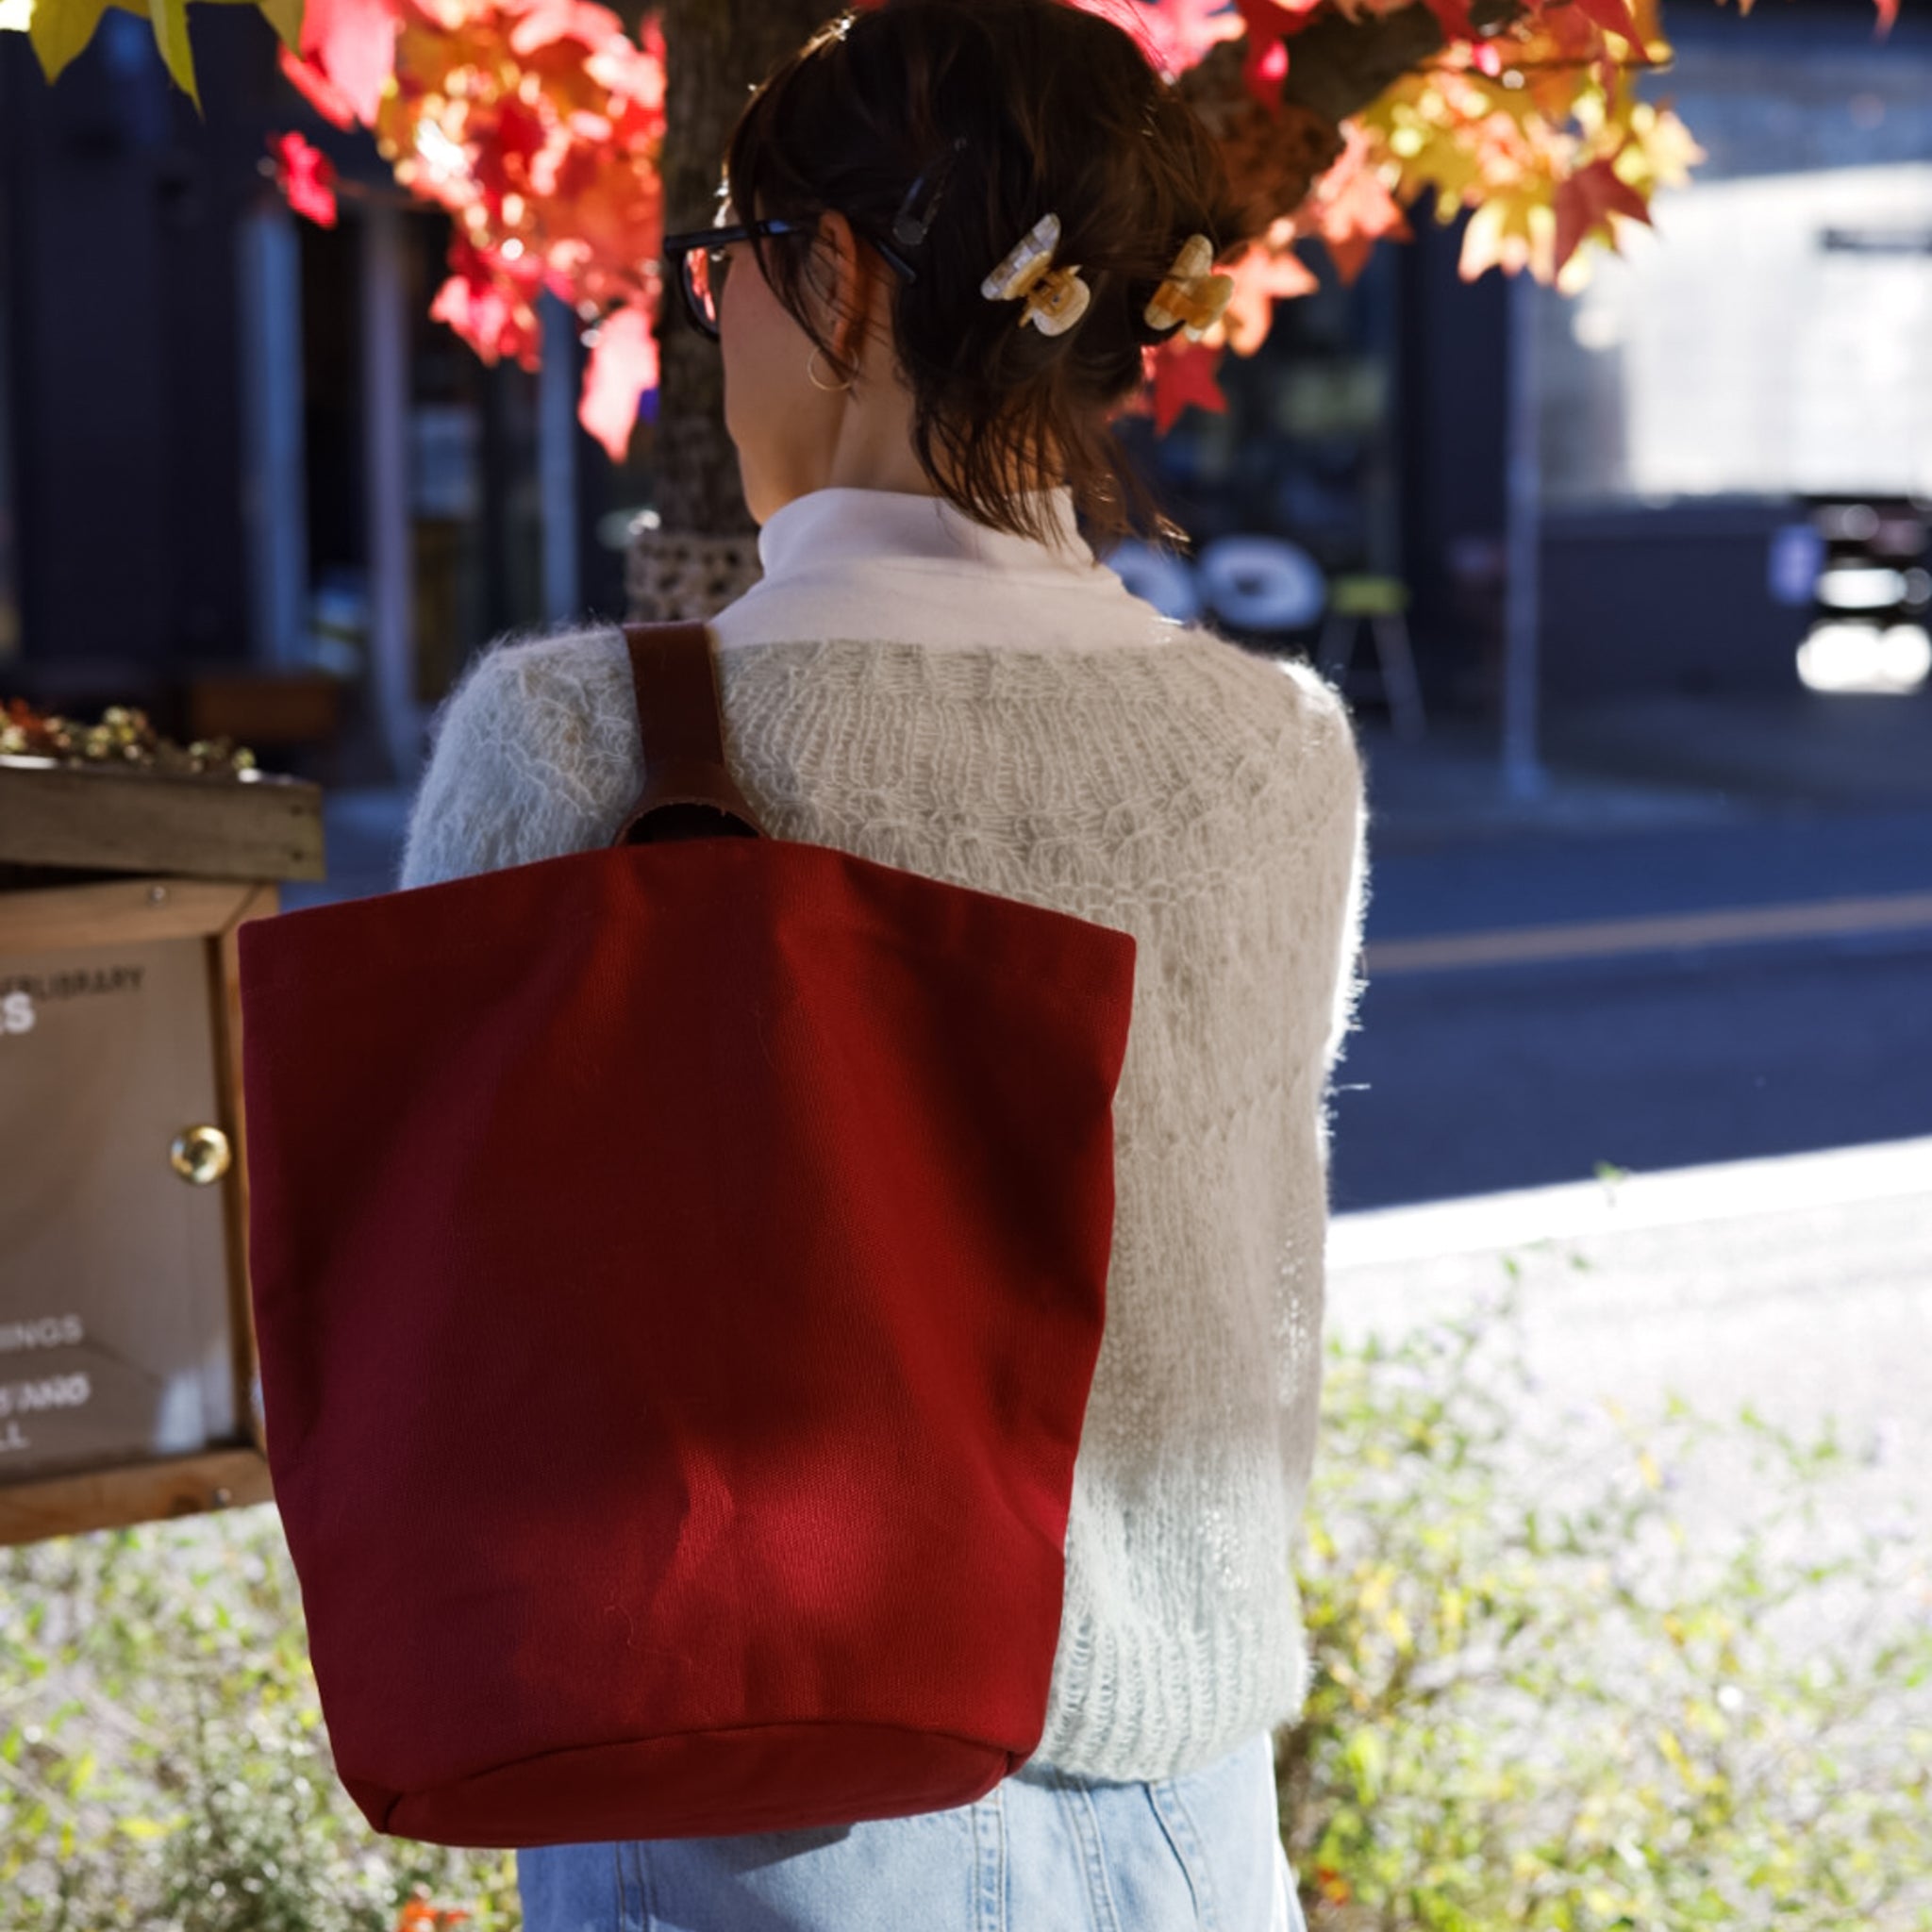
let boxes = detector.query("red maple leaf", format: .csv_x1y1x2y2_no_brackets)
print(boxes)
1232,0,1322,108
1074,0,1243,80
277,43,358,130
430,235,544,368
1150,339,1228,435
471,95,546,213
1570,0,1641,45
270,130,339,227
1232,0,1323,41
505,0,627,58
298,0,399,125
579,301,659,461
1553,153,1653,276
1420,0,1477,45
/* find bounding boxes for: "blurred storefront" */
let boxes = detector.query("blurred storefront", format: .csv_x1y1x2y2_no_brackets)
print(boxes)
1112,205,1509,722
1526,0,1932,704
0,11,631,786
1111,235,1425,643
1110,0,1932,725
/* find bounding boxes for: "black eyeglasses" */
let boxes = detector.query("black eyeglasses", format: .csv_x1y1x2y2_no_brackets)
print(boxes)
661,141,966,342
659,216,924,341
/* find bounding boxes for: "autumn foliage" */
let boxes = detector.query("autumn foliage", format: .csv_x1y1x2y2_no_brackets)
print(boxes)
9,0,1904,456
275,0,670,455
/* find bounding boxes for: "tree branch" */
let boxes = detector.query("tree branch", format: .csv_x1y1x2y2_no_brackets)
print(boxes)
1280,0,1532,127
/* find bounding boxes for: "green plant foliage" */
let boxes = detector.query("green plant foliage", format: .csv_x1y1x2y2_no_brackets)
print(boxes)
0,1507,517,1930
2,1275,1926,1930
1277,1274,1932,1932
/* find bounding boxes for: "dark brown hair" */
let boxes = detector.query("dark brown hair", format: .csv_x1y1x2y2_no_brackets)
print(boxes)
722,0,1253,556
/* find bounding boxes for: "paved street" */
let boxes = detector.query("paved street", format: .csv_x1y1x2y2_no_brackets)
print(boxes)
1329,862,1932,1210
1329,699,1932,1212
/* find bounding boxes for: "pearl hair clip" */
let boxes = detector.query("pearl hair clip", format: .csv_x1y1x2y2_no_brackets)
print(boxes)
979,211,1092,337
1143,233,1234,341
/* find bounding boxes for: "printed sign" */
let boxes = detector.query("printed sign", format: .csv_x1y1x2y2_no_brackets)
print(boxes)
0,937,241,1484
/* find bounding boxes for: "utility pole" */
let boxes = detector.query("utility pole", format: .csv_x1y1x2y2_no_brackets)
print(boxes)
1502,263,1549,800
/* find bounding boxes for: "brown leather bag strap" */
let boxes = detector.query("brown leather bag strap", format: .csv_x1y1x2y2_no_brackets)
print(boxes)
612,620,769,845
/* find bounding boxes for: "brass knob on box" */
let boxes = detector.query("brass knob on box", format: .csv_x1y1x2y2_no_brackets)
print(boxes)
170,1124,232,1185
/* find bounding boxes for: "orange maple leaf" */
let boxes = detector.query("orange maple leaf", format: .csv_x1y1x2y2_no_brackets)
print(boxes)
1315,1863,1354,1905
1553,152,1653,275
1219,225,1320,353
393,1900,473,1932
1304,122,1414,286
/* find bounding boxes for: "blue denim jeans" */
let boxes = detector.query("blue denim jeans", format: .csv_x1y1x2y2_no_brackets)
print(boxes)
514,1728,1308,1932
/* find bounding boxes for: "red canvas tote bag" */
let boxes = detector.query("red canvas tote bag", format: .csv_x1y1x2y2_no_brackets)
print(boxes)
236,620,1137,1850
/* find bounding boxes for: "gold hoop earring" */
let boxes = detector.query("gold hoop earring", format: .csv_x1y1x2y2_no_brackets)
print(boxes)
806,346,855,393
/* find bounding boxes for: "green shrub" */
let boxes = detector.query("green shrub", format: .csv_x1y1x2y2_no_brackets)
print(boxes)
1278,1273,1932,1932
0,1507,515,1931
4,1272,1925,1929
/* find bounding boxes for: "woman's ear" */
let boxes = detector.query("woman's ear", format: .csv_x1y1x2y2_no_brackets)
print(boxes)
808,208,879,372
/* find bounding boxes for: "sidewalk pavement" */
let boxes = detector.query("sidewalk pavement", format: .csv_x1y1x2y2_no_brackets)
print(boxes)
1351,714,1753,857
1543,688,1932,814
1325,1133,1932,1655
284,685,1932,910
1357,686,1932,854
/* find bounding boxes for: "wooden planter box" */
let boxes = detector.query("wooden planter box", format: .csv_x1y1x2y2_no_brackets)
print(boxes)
182,669,345,751
0,754,325,1546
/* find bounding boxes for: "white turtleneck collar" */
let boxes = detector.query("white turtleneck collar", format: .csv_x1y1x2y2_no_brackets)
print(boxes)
707,483,1179,655
757,484,1097,583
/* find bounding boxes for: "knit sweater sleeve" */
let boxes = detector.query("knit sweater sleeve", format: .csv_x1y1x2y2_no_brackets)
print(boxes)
395,627,623,891
1297,660,1373,1089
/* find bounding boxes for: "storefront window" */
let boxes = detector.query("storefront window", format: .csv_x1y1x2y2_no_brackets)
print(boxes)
1107,238,1401,649
1118,240,1400,573
296,204,548,718
1535,29,1932,508
402,213,544,700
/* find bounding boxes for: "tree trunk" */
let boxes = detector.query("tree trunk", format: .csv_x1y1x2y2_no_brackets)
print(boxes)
627,0,827,621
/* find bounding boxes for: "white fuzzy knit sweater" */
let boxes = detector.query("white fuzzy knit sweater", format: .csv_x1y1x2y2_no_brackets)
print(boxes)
396,485,1371,1784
